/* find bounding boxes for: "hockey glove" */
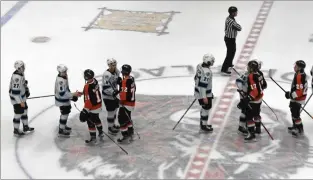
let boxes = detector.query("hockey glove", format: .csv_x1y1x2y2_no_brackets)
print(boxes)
71,96,78,102
117,77,122,85
242,96,252,109
237,99,244,109
79,109,89,122
285,91,291,99
113,89,119,97
25,87,30,98
24,80,28,86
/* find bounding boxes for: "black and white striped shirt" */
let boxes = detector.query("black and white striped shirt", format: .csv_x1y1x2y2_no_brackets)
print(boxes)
224,16,242,38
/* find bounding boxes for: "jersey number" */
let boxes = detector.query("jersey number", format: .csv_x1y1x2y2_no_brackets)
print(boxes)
13,84,19,88
121,87,135,101
296,83,308,95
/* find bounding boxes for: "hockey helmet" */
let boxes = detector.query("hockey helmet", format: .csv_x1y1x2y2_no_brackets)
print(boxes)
57,64,68,73
14,60,25,72
121,64,132,75
203,53,215,66
228,6,238,14
295,60,306,69
107,58,117,66
250,58,263,70
84,69,94,80
247,60,259,72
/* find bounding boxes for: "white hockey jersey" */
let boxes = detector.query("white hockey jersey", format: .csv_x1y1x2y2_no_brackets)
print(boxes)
194,63,213,99
54,75,73,107
102,68,120,100
9,70,27,105
235,71,249,99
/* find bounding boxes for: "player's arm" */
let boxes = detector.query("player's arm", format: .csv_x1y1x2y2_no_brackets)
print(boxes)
259,71,267,89
198,71,210,99
89,83,101,105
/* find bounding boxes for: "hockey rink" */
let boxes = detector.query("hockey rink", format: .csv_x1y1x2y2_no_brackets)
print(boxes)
1,1,313,179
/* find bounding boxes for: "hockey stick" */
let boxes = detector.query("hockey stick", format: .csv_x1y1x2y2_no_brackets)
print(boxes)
27,94,54,99
172,98,197,130
268,69,287,92
107,80,140,139
232,67,279,121
74,103,129,155
236,88,274,140
269,69,313,119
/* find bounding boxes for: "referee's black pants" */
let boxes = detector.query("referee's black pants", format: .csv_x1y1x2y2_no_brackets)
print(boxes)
221,36,236,72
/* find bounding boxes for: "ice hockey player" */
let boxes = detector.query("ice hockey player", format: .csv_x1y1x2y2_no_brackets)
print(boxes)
253,59,267,135
9,60,34,136
54,64,81,136
194,53,215,133
102,58,121,135
116,64,136,143
79,69,105,143
285,60,308,137
235,70,249,136
241,60,264,142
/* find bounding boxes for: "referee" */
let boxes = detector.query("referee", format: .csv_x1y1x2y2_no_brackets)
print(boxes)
221,6,242,75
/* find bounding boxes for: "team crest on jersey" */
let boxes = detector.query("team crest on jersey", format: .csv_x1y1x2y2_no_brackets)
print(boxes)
59,81,63,85
14,78,19,83
83,7,180,35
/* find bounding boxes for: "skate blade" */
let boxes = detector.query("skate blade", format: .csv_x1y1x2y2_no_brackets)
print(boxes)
85,140,97,145
58,134,71,138
199,130,213,134
244,138,257,143
117,139,130,144
23,130,35,135
14,133,25,137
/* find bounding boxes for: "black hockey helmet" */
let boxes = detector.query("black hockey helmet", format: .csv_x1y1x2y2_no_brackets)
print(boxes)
121,64,132,75
84,69,94,80
247,60,259,72
228,6,238,14
295,60,306,69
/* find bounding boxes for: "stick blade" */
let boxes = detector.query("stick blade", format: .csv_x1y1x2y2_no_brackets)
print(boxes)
269,69,275,78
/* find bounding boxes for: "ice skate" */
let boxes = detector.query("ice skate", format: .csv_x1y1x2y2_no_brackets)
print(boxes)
58,128,70,137
14,129,25,136
200,124,213,133
238,126,248,136
85,137,97,144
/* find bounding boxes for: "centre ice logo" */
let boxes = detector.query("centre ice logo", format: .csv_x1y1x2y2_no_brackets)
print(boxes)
83,7,180,35
15,65,313,179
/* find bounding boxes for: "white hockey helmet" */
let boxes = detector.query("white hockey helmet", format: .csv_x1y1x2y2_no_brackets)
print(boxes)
107,58,117,66
203,53,215,66
14,60,25,72
57,64,68,73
